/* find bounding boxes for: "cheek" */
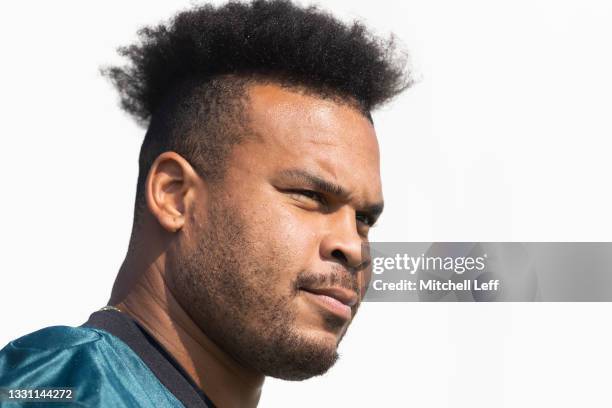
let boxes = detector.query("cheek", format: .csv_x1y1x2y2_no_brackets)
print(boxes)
239,195,321,275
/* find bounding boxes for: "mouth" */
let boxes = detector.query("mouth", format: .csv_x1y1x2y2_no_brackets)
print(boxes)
299,286,359,321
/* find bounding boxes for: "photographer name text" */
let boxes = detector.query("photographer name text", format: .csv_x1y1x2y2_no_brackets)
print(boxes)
372,279,500,292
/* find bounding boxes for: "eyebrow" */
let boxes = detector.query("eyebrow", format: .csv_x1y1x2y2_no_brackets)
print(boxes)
279,169,349,198
278,168,385,218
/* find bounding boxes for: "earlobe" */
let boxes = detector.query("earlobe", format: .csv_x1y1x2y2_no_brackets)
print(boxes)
145,151,198,233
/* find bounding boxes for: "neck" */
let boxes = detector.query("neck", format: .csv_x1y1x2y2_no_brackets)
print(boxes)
110,254,265,408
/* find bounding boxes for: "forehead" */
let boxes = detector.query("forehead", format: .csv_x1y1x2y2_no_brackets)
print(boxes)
240,83,382,200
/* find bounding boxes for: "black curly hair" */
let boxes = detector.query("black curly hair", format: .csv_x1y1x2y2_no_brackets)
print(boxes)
104,0,411,218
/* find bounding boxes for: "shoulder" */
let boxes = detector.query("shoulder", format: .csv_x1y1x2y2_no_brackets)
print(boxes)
4,325,102,352
0,325,183,407
0,326,107,389
0,325,104,375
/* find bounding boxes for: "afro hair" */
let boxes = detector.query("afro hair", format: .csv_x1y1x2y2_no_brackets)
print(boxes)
104,0,411,125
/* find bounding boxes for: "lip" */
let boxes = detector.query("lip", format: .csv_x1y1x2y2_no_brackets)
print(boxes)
299,286,359,321
302,286,359,307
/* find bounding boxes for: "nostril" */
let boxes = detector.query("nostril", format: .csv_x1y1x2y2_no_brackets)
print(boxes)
331,249,348,264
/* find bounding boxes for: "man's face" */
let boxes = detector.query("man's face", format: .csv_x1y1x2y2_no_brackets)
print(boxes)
170,84,383,380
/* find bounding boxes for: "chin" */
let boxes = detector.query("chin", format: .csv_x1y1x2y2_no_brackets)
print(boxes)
301,325,345,349
269,349,340,381
257,327,341,381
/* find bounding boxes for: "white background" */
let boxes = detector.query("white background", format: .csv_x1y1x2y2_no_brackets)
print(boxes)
1,1,611,407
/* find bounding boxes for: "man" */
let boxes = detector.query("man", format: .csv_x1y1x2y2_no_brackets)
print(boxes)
0,1,409,406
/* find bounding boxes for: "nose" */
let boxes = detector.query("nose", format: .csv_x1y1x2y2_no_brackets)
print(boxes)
319,208,365,272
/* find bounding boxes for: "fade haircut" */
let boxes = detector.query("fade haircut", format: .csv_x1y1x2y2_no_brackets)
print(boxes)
103,0,411,220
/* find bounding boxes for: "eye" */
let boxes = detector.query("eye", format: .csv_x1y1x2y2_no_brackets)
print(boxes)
289,189,327,205
356,213,376,227
300,190,325,203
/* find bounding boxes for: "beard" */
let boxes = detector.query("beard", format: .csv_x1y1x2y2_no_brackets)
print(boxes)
168,197,353,380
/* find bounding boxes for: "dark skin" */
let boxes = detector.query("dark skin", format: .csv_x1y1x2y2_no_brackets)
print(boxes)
110,83,383,408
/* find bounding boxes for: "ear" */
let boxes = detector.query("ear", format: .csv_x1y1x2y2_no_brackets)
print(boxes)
145,151,201,233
